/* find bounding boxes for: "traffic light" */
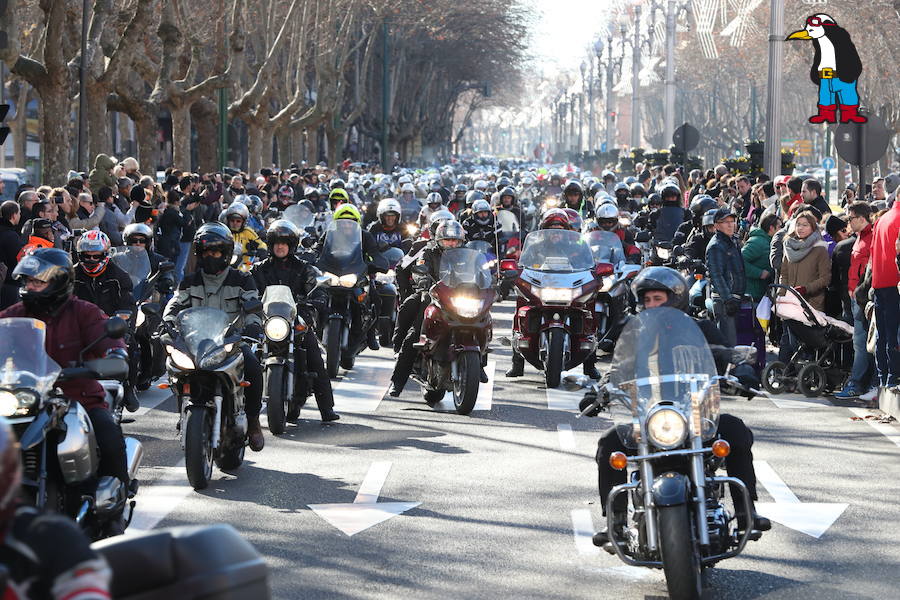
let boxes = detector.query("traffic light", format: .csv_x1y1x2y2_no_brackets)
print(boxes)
0,104,9,146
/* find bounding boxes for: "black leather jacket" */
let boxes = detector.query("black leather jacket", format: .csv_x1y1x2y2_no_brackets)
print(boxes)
73,260,136,317
251,255,327,325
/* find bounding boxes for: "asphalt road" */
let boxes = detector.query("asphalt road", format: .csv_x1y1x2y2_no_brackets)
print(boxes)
124,302,900,599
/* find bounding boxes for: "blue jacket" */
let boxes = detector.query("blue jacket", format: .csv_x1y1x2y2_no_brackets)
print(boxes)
706,231,745,299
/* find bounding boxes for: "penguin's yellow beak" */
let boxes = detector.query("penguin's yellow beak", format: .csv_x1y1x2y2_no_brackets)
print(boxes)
786,29,812,40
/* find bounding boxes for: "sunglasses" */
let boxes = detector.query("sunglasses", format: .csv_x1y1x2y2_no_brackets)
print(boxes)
805,16,833,27
129,238,148,245
80,253,104,261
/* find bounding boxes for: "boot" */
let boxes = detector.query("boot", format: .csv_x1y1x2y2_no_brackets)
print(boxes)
247,416,265,452
839,104,867,123
124,386,141,412
505,353,524,377
387,381,403,397
808,104,837,124
592,512,626,548
320,409,340,422
367,328,380,351
583,359,601,380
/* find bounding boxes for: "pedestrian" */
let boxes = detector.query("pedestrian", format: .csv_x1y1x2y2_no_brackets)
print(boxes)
0,201,24,309
742,213,780,302
869,198,900,391
157,190,185,262
706,207,746,346
87,154,118,193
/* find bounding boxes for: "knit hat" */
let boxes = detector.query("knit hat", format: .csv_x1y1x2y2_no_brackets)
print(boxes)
825,214,847,238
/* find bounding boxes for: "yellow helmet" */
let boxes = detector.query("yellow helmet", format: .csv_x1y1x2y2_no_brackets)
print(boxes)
329,188,350,204
333,204,361,223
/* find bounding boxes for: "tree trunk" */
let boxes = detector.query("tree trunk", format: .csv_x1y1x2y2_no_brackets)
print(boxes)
260,126,274,172
170,103,192,170
306,126,318,165
192,100,218,174
325,123,343,168
133,112,158,175
86,83,110,163
247,121,264,176
275,127,291,166
40,84,72,185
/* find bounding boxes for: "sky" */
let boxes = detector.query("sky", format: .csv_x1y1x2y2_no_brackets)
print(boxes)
529,0,620,73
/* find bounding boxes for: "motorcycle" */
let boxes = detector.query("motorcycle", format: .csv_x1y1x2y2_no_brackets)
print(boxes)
316,220,383,378
375,246,403,347
1,316,142,540
163,304,260,490
579,307,763,600
507,229,601,388
585,230,640,354
412,247,496,415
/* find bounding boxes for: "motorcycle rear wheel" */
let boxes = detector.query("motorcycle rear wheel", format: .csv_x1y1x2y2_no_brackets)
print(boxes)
453,351,481,415
325,323,341,378
266,364,288,435
184,409,214,490
658,504,703,600
545,329,565,389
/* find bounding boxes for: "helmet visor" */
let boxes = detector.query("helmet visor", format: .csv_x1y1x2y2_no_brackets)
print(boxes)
13,253,69,283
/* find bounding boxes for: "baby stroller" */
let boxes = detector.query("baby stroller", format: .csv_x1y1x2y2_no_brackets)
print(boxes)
761,284,853,397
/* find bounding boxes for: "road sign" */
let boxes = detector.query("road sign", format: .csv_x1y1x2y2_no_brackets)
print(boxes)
672,123,700,154
600,142,607,152
834,113,891,167
821,156,835,170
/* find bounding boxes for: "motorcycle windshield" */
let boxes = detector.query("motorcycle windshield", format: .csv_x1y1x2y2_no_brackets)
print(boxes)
610,308,720,441
0,318,62,396
438,248,493,290
382,246,404,268
465,240,494,256
519,230,594,272
110,246,152,289
283,204,315,230
497,210,520,233
585,231,625,265
262,285,297,321
317,220,366,276
398,197,422,222
175,307,232,359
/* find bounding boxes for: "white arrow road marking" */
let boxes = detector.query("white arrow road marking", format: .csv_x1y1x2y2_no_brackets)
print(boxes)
546,368,592,411
753,460,848,539
308,461,420,536
134,389,173,417
570,509,600,555
769,395,832,409
309,351,393,413
848,408,900,449
126,460,190,534
434,359,496,412
557,424,577,452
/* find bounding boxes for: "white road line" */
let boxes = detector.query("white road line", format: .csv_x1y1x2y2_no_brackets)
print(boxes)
769,395,833,409
557,424,577,452
848,408,900,449
570,508,600,555
353,461,392,503
127,460,190,534
754,460,800,504
324,352,394,412
546,369,590,411
434,359,496,412
134,390,172,417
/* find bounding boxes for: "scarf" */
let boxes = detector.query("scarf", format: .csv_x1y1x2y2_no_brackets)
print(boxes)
783,229,825,263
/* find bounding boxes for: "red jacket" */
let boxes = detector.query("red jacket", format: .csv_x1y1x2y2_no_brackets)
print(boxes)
848,223,873,294
871,201,900,289
0,297,125,410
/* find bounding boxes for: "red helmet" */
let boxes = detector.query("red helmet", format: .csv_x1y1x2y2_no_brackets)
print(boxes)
562,208,582,232
76,230,112,277
540,208,571,230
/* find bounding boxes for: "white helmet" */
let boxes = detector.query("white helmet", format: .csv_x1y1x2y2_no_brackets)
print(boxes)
474,180,488,192
596,203,619,220
222,202,250,222
401,183,415,194
377,198,401,219
398,175,412,186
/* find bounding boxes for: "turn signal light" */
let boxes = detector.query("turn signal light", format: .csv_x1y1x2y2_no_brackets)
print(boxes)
711,439,730,458
157,383,169,389
609,452,628,470
239,381,251,387
295,323,307,332
357,293,367,303
694,274,703,280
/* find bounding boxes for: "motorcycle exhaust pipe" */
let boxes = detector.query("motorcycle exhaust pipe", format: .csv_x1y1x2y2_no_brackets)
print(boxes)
125,437,144,482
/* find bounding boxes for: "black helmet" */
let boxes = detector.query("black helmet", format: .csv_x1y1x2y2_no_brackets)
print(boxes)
629,182,646,197
659,183,681,203
266,219,302,254
465,190,485,208
496,176,512,189
647,192,662,208
632,266,688,312
193,222,235,275
12,248,75,315
589,181,604,199
498,186,517,205
563,180,584,197
689,194,717,219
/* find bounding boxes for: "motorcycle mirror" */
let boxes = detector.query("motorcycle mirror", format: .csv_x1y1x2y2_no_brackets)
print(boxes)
242,298,263,314
672,245,685,257
105,316,129,339
314,274,331,288
160,261,175,273
634,231,651,243
140,302,161,317
656,241,673,250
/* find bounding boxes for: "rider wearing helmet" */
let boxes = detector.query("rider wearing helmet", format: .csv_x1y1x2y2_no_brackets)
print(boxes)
585,267,770,548
123,223,176,298
629,182,646,205
305,187,327,213
164,223,267,452
675,194,718,246
539,207,572,230
222,202,267,269
462,199,499,248
251,220,339,423
561,180,595,220
0,417,114,599
417,192,445,229
389,221,487,397
613,182,638,213
73,230,136,318
458,190,485,222
496,186,524,229
369,198,407,251
0,248,131,496
329,188,350,211
449,184,468,214
595,203,642,264
649,182,689,242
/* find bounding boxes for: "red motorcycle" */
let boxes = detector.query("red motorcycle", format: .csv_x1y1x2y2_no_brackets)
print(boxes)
505,229,604,388
411,247,496,414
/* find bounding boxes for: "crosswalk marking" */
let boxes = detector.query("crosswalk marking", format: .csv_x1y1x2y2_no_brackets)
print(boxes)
557,423,577,452
570,509,600,555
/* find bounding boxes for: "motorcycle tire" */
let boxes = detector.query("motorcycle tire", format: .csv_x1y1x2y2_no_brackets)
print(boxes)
340,347,356,370
545,329,565,389
215,441,245,472
761,361,791,395
325,322,341,378
798,364,826,398
184,409,214,490
453,351,481,415
266,364,287,435
658,504,703,600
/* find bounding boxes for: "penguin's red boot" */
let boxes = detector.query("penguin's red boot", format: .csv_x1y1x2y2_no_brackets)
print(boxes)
808,104,837,124
839,105,867,123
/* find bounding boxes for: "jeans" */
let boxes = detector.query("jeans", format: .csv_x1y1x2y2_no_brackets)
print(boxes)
848,297,873,390
293,331,334,415
174,241,192,286
712,299,737,347
87,407,129,484
818,77,860,106
873,287,900,387
241,344,263,418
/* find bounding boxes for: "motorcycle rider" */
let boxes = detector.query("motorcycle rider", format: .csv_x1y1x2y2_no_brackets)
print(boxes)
685,208,718,261
586,267,770,547
457,190,485,223
388,221,487,397
251,220,339,422
222,202,267,268
417,192,445,229
496,187,524,228
368,198,407,250
123,223,176,300
163,223,267,452
448,184,468,214
329,188,350,211
73,230,136,318
462,200,499,249
648,182,689,242
561,180,595,220
0,417,113,599
674,194,717,248
0,248,131,500
628,182,646,206
505,209,601,380
613,183,639,213
595,203,641,263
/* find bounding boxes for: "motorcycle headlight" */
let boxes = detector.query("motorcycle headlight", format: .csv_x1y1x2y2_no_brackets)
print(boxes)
539,287,578,303
265,316,291,342
0,391,18,417
323,271,340,286
166,345,195,370
646,407,688,449
656,247,671,260
600,275,616,293
339,273,358,288
450,295,483,318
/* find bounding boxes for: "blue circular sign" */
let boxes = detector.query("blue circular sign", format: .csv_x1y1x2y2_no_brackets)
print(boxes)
821,156,835,170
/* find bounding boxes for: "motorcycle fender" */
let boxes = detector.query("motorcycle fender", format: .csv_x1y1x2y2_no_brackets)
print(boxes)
20,410,52,451
378,282,397,298
264,356,288,368
651,472,690,507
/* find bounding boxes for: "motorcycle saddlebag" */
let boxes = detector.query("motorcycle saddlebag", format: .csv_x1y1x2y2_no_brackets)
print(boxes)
92,524,269,599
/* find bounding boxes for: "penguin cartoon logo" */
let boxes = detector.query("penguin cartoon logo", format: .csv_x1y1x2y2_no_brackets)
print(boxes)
786,14,867,124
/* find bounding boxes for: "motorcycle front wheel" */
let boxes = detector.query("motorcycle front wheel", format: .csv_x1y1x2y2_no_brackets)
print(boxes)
184,408,214,490
545,329,565,388
658,504,703,600
325,322,341,378
453,351,481,415
265,364,288,435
